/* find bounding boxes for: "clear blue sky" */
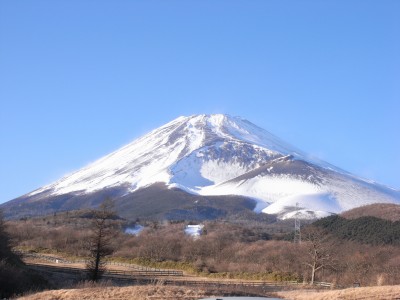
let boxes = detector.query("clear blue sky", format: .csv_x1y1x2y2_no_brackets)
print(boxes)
1,1,399,203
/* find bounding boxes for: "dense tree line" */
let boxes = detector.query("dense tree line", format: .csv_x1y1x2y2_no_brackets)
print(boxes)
313,215,400,245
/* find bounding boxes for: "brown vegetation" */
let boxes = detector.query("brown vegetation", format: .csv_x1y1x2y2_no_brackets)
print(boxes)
18,284,400,300
341,203,400,222
18,285,210,300
277,285,400,300
0,211,47,298
302,227,336,285
6,210,400,289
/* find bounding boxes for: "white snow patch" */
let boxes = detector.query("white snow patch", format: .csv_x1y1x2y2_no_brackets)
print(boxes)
184,224,204,238
125,225,144,235
201,175,322,203
262,192,341,215
281,209,333,220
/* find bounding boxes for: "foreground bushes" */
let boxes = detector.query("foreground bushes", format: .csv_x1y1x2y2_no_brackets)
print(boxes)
0,259,48,298
0,211,48,298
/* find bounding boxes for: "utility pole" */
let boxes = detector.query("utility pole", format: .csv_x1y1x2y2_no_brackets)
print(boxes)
294,202,301,244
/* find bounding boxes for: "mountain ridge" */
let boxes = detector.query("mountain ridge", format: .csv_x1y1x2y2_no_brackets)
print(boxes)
2,114,400,220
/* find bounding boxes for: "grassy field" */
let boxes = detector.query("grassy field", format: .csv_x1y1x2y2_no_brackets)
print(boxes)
18,286,400,300
277,285,400,300
18,284,400,300
18,285,210,300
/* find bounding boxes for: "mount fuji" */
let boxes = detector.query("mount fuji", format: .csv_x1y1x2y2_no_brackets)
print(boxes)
2,114,400,220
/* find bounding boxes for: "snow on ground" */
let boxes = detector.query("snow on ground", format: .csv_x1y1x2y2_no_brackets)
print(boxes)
320,173,398,211
124,225,144,235
200,175,322,204
198,174,342,219
29,114,298,197
169,151,215,190
170,148,255,191
262,192,341,215
184,224,204,238
282,209,333,220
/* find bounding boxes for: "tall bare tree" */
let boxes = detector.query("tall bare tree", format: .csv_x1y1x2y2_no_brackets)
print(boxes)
303,227,336,285
86,199,116,281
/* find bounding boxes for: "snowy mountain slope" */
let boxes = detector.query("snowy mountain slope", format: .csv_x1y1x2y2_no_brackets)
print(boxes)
199,157,399,219
26,114,291,197
3,114,400,220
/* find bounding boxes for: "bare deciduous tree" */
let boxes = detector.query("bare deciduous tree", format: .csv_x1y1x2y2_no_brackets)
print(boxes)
303,227,336,284
86,199,116,281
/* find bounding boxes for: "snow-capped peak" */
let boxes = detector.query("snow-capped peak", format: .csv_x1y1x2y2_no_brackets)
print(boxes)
23,114,400,219
29,114,292,195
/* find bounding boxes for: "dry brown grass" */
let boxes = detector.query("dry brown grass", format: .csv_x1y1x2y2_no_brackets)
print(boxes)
18,285,210,300
277,285,400,300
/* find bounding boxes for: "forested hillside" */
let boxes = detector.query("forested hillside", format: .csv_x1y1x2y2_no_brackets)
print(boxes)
313,215,400,245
